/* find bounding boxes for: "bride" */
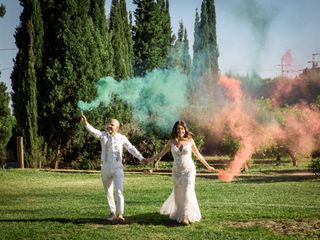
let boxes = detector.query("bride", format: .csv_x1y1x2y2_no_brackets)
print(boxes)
144,120,217,225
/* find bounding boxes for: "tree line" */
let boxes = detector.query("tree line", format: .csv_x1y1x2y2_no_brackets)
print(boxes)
0,0,219,168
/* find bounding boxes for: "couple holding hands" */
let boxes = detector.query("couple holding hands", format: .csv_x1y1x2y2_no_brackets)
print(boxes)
81,115,217,225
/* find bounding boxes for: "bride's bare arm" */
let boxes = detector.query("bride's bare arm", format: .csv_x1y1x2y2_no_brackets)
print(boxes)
191,139,218,172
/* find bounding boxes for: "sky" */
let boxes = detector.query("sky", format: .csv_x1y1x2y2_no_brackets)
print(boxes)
1,0,320,93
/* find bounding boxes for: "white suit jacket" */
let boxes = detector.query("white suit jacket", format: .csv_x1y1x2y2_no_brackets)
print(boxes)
85,123,144,168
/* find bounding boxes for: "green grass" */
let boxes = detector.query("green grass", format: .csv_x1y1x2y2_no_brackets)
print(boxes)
0,169,319,239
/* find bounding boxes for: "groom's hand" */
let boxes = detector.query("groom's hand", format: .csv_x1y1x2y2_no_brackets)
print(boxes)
80,115,88,125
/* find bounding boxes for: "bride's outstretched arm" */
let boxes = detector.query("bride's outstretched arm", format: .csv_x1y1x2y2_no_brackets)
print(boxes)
191,139,218,172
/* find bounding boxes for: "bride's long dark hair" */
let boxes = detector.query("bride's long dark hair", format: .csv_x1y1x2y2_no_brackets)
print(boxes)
171,120,193,139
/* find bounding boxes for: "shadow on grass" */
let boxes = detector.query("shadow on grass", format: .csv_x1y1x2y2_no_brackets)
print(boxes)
0,212,182,227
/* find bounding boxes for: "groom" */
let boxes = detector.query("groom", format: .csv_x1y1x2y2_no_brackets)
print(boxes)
81,115,146,222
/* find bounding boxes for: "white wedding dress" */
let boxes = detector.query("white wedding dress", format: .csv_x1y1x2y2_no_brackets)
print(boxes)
160,141,201,223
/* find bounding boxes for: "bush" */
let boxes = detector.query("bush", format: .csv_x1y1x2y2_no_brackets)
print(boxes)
309,158,320,175
78,158,101,170
220,135,241,157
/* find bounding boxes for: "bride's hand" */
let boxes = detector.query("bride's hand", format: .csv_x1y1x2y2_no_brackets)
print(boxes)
207,166,218,172
141,158,149,165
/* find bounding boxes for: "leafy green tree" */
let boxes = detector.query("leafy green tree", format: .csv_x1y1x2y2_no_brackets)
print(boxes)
109,0,134,79
157,0,173,68
0,83,15,161
11,0,44,167
132,0,157,76
37,0,114,167
132,0,173,76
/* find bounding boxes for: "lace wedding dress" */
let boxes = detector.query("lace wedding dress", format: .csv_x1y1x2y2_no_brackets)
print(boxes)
160,141,201,223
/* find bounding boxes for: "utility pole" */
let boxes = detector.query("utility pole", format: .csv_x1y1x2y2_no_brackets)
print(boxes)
276,57,285,76
277,56,302,77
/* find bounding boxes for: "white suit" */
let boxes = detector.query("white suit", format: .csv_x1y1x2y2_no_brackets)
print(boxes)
85,123,144,215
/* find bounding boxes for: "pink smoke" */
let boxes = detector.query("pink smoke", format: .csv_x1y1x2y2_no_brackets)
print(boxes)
270,75,318,107
210,74,320,182
282,49,292,67
216,75,258,181
219,75,243,102
281,49,296,78
277,104,320,155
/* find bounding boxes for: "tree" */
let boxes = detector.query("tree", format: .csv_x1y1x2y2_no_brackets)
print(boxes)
0,3,13,163
167,21,191,75
109,0,134,79
0,3,5,17
157,0,173,68
132,0,157,76
182,28,192,76
192,8,201,83
36,0,114,167
0,83,15,162
11,0,44,167
132,0,173,76
192,0,219,91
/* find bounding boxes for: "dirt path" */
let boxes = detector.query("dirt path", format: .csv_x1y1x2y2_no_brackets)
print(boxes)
45,168,318,182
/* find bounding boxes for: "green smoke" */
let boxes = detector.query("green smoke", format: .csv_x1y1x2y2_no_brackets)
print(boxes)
78,68,189,131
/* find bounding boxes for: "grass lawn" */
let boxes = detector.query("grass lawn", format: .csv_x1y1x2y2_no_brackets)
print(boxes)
0,169,319,240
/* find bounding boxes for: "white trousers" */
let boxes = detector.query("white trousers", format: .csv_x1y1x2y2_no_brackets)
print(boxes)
101,163,124,215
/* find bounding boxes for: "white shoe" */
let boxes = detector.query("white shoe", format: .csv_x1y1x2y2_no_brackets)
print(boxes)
107,213,116,221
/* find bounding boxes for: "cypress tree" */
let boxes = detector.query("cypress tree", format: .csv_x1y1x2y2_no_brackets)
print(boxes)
205,0,219,73
192,3,208,81
132,0,156,76
108,0,134,128
89,0,114,77
37,0,114,166
11,0,44,167
192,8,201,80
109,0,134,79
122,0,134,79
128,11,134,72
183,28,191,76
192,0,219,96
167,21,191,75
177,21,184,41
157,0,173,67
132,0,173,76
192,0,219,78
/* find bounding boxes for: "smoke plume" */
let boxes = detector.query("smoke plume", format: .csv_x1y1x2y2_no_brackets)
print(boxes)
78,68,189,131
